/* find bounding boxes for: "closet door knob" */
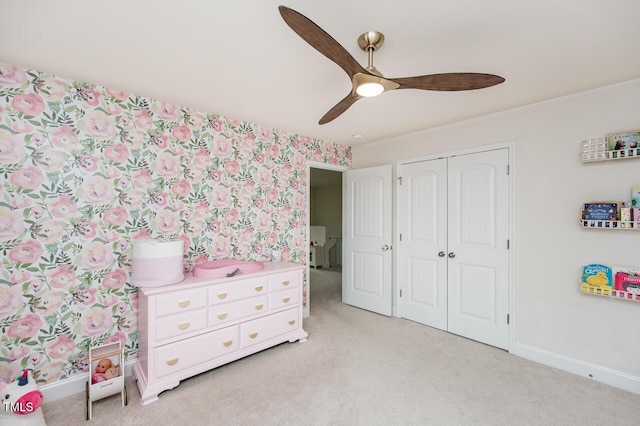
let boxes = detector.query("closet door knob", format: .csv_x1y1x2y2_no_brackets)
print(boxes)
448,252,456,258
382,245,390,252
438,251,445,257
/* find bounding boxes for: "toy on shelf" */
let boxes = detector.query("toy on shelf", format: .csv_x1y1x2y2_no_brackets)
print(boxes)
0,369,47,426
86,341,127,420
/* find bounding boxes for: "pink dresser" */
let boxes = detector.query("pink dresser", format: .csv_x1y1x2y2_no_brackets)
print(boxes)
132,262,308,405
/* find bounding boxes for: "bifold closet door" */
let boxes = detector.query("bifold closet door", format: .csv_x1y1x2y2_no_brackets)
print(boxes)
398,149,509,350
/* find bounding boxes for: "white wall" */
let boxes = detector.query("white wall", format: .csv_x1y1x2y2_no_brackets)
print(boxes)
351,78,640,389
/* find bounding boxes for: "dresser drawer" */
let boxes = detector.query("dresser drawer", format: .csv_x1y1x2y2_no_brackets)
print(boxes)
268,270,300,292
155,309,207,342
208,295,268,326
268,287,300,311
240,308,301,348
154,326,239,379
155,287,208,317
208,276,268,305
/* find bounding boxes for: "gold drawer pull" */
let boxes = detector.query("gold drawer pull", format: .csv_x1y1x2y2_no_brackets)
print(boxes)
223,340,233,347
255,285,263,292
178,322,190,330
282,297,290,303
254,304,264,311
217,313,228,320
288,320,295,326
178,300,190,308
217,293,227,300
166,357,179,366
282,280,290,286
249,332,258,339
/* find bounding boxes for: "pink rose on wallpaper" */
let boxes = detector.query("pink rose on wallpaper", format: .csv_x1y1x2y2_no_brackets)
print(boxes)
12,120,33,134
226,117,240,127
0,130,26,164
38,77,67,101
0,285,23,318
46,334,76,360
0,63,27,86
266,188,279,203
254,152,265,164
224,160,240,176
0,361,21,385
81,175,115,204
9,270,30,285
241,227,254,243
241,180,254,198
312,149,322,162
258,126,272,141
8,345,29,362
151,191,168,206
37,220,65,244
8,240,43,264
157,101,182,121
293,236,305,250
186,111,205,130
193,200,210,219
30,279,43,292
132,168,153,190
213,135,233,157
106,88,129,100
28,352,43,367
211,186,231,207
154,209,181,234
80,306,113,336
49,195,78,219
224,209,239,224
209,117,223,132
80,241,113,270
103,205,128,226
124,129,146,149
0,206,23,241
133,108,153,130
266,232,277,247
76,220,98,238
102,330,127,347
256,167,272,188
50,125,79,150
36,362,63,384
11,92,46,116
75,287,97,305
9,165,44,190
118,312,136,332
193,148,210,166
256,212,271,231
121,189,145,209
35,149,67,171
35,291,64,316
78,86,101,106
207,220,221,233
104,143,130,163
172,179,191,197
83,110,116,139
48,264,76,289
154,151,181,177
293,152,306,170
10,195,31,209
172,125,191,142
102,269,127,289
209,169,222,182
211,235,231,257
290,137,301,150
7,313,42,339
266,144,279,158
243,132,256,149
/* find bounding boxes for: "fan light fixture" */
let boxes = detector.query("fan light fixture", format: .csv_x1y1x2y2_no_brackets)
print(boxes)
356,82,384,97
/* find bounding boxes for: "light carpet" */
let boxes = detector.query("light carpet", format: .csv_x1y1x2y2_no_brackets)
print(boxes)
43,268,640,425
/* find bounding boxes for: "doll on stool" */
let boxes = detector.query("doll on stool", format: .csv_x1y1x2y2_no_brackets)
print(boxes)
91,358,112,384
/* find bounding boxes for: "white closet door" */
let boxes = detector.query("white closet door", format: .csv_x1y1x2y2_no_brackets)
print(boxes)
397,159,448,330
447,149,509,350
343,165,393,316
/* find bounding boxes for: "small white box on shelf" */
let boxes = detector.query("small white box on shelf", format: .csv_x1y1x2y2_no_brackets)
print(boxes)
581,138,607,161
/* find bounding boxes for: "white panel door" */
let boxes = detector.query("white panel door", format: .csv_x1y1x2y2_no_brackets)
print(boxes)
447,149,509,349
397,159,448,329
343,165,392,316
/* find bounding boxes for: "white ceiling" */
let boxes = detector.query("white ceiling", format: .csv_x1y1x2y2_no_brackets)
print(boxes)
2,0,639,147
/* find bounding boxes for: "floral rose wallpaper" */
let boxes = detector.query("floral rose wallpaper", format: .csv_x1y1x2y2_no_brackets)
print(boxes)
0,62,351,387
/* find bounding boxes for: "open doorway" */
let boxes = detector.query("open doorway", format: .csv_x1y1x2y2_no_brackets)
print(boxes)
308,166,344,314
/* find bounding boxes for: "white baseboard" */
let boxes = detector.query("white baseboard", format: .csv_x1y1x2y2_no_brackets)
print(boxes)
512,342,640,395
40,359,136,404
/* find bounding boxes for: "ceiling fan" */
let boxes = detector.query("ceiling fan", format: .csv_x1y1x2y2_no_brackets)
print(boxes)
278,5,505,125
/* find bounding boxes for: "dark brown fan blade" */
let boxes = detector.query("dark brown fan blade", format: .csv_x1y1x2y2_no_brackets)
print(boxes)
319,93,361,125
279,6,367,79
392,73,505,91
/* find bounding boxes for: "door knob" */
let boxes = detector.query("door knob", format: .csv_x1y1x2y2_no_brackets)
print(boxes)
382,245,390,252
438,251,445,257
448,252,456,258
